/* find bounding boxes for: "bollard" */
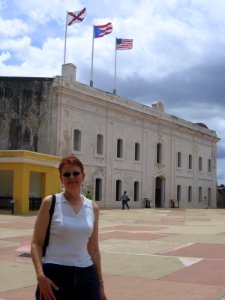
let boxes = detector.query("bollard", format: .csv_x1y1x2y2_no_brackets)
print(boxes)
9,200,16,214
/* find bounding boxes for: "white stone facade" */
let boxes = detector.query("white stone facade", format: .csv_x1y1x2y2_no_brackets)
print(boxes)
52,64,219,209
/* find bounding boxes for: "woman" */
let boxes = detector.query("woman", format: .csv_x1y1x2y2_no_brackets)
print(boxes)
31,154,107,300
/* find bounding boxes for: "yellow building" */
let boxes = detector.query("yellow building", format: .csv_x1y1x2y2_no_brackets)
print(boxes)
0,150,61,214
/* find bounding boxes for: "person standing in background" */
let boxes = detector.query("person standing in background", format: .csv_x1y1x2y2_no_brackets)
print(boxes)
120,191,130,210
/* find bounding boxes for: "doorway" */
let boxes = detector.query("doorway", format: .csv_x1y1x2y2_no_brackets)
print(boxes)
155,176,165,208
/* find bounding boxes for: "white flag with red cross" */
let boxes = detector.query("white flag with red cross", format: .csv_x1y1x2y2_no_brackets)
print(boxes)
67,7,87,26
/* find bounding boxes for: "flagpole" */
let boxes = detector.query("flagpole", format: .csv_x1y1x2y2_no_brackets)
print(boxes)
90,26,95,87
63,12,68,64
113,38,117,95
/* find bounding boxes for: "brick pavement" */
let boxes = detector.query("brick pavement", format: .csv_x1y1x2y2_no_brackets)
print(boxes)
1,208,225,299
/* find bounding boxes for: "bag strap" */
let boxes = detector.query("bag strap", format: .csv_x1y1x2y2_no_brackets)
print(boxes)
42,194,56,257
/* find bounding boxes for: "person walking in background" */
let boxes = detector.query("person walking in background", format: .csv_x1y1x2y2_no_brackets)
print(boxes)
121,191,130,210
31,154,107,300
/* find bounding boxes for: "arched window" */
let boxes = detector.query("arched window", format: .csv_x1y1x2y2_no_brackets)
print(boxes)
208,159,211,172
156,143,162,164
188,186,192,202
117,139,123,158
177,185,181,202
135,143,140,161
188,154,192,170
95,178,102,201
73,129,81,151
134,181,139,201
198,157,202,171
97,134,103,155
177,152,182,168
116,180,122,201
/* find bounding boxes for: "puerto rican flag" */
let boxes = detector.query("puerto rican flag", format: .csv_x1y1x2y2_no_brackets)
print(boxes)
94,22,113,38
67,8,87,26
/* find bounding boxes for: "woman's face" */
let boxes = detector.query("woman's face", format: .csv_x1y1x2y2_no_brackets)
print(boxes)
60,163,85,191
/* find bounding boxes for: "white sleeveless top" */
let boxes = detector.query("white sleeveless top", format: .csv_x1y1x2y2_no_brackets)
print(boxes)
43,192,94,267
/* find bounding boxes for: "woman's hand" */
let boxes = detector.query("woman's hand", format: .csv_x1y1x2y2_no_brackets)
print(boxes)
37,273,59,300
100,285,107,300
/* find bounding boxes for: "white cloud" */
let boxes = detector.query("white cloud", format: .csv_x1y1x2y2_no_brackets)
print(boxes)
1,36,31,52
0,51,10,62
0,17,29,37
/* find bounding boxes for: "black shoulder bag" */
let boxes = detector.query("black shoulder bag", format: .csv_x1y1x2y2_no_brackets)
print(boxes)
42,194,56,257
36,195,56,300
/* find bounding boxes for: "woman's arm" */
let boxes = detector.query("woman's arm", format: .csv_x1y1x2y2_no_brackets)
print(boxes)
88,202,107,300
30,195,58,300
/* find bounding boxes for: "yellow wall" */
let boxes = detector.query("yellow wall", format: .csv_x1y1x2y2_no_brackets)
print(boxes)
0,151,61,214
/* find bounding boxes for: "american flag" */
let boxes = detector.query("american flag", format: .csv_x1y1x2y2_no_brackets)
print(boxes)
116,38,133,50
94,22,113,38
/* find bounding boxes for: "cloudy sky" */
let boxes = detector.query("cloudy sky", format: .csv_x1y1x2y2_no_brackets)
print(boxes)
1,0,225,184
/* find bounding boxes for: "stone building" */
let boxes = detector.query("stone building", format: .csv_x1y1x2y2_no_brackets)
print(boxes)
0,64,220,211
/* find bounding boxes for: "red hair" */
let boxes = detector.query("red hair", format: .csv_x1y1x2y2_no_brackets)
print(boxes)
58,154,84,175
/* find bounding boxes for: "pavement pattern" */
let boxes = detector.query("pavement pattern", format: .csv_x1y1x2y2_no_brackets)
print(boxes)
1,208,225,299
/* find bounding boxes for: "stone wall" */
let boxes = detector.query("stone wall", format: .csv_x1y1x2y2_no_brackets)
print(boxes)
0,77,57,154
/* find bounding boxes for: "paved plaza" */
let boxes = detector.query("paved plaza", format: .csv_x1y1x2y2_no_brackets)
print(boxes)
1,208,225,299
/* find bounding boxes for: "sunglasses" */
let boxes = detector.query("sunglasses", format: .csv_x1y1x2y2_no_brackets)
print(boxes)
63,171,81,178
